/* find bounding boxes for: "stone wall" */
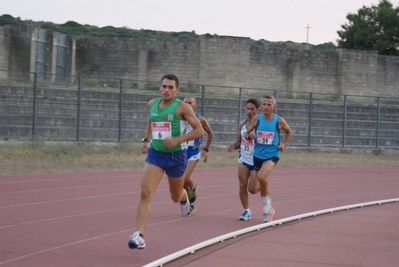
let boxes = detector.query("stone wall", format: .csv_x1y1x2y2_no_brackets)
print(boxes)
0,25,32,79
1,25,398,97
0,26,9,77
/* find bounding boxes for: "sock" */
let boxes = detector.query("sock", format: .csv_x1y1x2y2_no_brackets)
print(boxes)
262,196,271,207
180,190,188,204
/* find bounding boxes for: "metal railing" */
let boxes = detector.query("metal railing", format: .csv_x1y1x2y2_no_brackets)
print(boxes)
1,70,398,148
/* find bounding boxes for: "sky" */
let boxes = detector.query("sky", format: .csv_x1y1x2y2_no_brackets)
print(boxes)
2,0,397,45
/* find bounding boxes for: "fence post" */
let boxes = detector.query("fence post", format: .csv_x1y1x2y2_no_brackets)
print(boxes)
376,97,381,148
118,79,124,142
342,95,347,147
31,72,38,140
201,85,205,116
307,92,312,146
76,76,82,141
238,88,243,125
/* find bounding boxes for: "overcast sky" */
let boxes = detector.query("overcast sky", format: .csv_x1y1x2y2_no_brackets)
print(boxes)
2,0,396,45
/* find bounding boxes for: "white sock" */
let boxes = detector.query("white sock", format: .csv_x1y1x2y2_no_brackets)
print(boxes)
262,196,271,206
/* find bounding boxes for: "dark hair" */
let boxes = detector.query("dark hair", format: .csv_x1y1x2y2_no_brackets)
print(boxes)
161,74,179,88
262,94,276,104
246,98,260,108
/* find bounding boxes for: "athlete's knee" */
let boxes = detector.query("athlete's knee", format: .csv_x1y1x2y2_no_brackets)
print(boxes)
239,181,248,190
140,188,153,203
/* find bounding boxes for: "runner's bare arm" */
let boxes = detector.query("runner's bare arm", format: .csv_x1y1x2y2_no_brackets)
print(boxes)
228,120,244,152
141,118,151,154
199,116,213,150
244,115,258,140
278,117,292,152
163,102,203,148
198,116,213,162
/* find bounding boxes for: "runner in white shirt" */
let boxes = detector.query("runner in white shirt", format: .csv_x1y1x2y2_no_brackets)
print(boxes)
227,98,260,221
184,96,214,212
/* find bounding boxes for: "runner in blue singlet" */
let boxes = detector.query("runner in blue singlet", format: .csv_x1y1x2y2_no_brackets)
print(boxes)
244,95,292,223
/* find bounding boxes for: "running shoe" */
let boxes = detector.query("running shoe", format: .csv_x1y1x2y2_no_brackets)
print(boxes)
262,197,272,215
190,203,196,213
239,210,252,221
128,231,145,249
263,207,275,223
188,184,198,204
180,193,191,217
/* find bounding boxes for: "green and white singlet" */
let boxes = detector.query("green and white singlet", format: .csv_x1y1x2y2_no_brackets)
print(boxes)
149,97,188,152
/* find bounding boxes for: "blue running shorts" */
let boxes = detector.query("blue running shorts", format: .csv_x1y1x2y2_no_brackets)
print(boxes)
187,151,201,162
238,160,256,171
145,148,187,178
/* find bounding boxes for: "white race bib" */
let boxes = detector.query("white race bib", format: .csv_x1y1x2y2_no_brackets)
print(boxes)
240,138,254,152
151,122,172,140
256,131,274,145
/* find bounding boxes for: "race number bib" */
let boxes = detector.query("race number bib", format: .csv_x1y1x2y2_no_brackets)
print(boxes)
241,138,254,152
187,140,195,146
151,122,171,140
256,131,274,145
186,124,194,146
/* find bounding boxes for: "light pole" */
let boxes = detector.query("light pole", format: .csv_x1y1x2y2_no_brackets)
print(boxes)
306,24,311,50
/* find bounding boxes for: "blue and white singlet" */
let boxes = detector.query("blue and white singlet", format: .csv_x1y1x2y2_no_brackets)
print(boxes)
238,118,255,165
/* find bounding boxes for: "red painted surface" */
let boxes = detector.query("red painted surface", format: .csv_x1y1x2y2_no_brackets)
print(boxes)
1,168,398,266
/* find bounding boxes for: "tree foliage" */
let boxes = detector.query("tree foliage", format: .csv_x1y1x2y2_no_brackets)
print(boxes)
337,0,399,56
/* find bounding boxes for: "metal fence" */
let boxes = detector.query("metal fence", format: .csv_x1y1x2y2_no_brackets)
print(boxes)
1,70,398,148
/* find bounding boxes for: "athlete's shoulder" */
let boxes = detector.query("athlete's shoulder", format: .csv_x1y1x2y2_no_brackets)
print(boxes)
148,97,160,108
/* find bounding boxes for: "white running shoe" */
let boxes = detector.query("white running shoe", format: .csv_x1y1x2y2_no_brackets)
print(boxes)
239,210,252,221
263,207,275,223
128,231,145,249
262,196,272,215
180,192,191,217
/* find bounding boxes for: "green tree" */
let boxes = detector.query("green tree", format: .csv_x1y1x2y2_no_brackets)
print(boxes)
337,0,399,56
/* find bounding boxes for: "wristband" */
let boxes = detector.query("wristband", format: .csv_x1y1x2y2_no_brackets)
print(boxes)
203,147,209,152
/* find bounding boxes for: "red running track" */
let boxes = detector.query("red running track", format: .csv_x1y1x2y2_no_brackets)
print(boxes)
0,168,398,267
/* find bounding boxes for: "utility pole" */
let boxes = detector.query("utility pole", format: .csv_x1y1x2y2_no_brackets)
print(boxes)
306,24,311,50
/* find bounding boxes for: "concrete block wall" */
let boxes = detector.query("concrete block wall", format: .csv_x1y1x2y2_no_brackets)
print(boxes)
376,55,399,97
75,36,141,79
2,25,399,99
0,26,9,78
199,36,251,87
2,25,32,77
146,38,201,86
248,49,340,94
